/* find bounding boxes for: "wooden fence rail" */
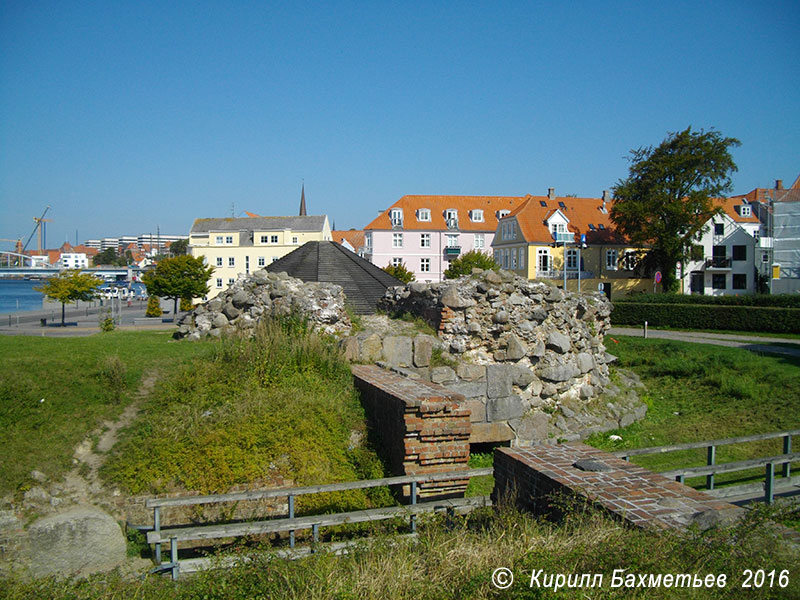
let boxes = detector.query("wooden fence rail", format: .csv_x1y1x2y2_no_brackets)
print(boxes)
611,429,800,501
144,467,493,580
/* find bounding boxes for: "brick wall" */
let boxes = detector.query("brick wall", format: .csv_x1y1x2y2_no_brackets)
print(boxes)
492,443,743,531
352,364,471,499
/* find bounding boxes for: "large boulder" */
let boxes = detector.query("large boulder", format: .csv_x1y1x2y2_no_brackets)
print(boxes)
25,506,126,577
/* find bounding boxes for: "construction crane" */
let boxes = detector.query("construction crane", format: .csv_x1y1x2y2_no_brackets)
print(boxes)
22,206,52,254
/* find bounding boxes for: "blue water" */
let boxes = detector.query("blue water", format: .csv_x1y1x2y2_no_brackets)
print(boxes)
0,280,45,313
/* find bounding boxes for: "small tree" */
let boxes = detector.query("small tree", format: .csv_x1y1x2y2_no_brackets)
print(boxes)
444,250,500,279
142,255,214,318
611,127,740,292
383,262,415,283
35,269,102,326
170,239,189,256
145,295,163,317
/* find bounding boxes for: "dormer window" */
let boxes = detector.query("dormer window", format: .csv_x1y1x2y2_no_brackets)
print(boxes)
497,209,510,219
445,209,458,229
470,209,484,222
739,205,751,218
558,201,567,210
417,208,431,222
390,208,403,227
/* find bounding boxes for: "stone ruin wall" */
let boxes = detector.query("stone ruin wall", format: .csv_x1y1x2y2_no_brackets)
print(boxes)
175,267,645,446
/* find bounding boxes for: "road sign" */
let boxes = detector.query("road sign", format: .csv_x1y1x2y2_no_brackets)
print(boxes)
654,271,662,283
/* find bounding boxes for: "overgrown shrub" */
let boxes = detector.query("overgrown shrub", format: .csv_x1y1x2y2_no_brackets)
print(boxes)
179,297,193,312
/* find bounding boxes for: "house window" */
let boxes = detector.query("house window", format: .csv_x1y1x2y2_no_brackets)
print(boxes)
260,235,268,243
392,257,402,267
714,222,724,236
390,209,403,227
215,236,224,245
471,209,484,222
551,222,566,234
712,274,726,289
474,234,484,249
503,249,509,269
518,248,525,268
732,245,746,261
292,236,298,244
732,273,747,289
511,248,517,269
365,232,372,249
605,249,618,270
446,234,459,248
228,257,235,267
420,233,431,248
215,257,223,267
494,250,501,264
740,205,751,217
537,248,550,273
258,256,265,267
566,249,578,270
228,278,235,285
497,210,510,218
623,251,637,271
272,256,279,262
225,236,234,244
417,208,430,222
420,258,430,272
392,233,403,248
216,278,223,288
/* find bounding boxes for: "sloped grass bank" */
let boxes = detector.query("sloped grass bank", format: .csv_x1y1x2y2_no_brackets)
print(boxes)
103,318,390,512
589,337,800,486
5,502,799,599
0,331,211,497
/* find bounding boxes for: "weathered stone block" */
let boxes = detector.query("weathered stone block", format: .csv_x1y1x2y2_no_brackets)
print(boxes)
360,333,383,363
383,336,413,367
487,395,525,422
576,352,594,374
508,411,550,443
546,331,571,354
456,362,485,381
413,334,435,367
506,334,527,360
470,422,514,444
430,366,456,384
511,365,535,388
464,398,487,422
486,364,513,398
448,381,487,399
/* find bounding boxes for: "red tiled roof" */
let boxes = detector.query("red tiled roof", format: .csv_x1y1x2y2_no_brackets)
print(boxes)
506,196,626,245
364,195,527,232
715,196,759,223
332,229,365,250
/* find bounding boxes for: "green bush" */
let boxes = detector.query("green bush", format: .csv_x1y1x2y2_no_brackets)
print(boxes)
145,295,162,317
179,297,193,312
615,292,800,308
611,302,800,333
382,262,415,283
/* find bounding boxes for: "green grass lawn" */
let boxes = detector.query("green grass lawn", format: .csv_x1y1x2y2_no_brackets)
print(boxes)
0,331,212,496
588,337,800,487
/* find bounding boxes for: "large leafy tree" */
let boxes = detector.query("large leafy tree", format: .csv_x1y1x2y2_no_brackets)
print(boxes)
142,255,214,318
444,250,500,279
610,127,740,292
36,269,102,326
170,238,189,256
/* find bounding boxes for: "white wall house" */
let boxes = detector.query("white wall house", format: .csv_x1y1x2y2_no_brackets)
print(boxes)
680,198,759,295
58,253,89,269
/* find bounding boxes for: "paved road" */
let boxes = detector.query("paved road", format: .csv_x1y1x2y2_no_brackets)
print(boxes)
0,301,181,337
609,327,800,358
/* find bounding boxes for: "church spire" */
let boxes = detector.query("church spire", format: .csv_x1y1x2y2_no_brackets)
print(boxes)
299,182,307,216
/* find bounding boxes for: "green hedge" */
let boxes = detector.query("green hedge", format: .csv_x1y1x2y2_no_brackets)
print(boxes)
611,302,800,333
614,293,800,308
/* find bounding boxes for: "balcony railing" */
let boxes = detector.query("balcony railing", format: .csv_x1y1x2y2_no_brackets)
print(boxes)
704,257,732,269
537,270,595,280
444,246,461,257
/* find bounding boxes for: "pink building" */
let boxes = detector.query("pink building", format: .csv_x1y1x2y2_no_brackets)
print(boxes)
364,195,527,282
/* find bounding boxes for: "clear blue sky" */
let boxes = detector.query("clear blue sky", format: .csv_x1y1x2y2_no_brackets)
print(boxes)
1,1,798,248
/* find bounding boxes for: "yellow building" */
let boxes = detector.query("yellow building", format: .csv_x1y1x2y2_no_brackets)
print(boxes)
492,189,651,299
189,215,332,299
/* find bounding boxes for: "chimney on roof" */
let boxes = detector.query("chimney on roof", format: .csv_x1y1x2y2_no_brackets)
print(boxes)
601,190,610,214
775,179,784,190
547,188,556,200
299,182,307,216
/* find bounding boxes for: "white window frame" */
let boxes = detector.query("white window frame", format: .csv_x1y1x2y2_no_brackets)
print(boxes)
225,235,234,244
257,256,265,267
446,234,459,248
260,235,269,244
474,234,484,249
228,278,235,285
606,249,618,271
623,251,637,271
292,236,299,245
566,248,578,270
519,248,525,268
392,233,403,248
470,209,484,222
740,205,751,218
392,257,402,267
538,248,550,273
215,236,224,245
215,257,223,267
228,257,235,267
390,208,403,226
420,257,430,272
420,233,431,248
216,278,223,288
365,232,372,249
511,248,517,269
417,208,431,222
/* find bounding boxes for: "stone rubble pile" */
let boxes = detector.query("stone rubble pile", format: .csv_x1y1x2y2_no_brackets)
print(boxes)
174,270,352,340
